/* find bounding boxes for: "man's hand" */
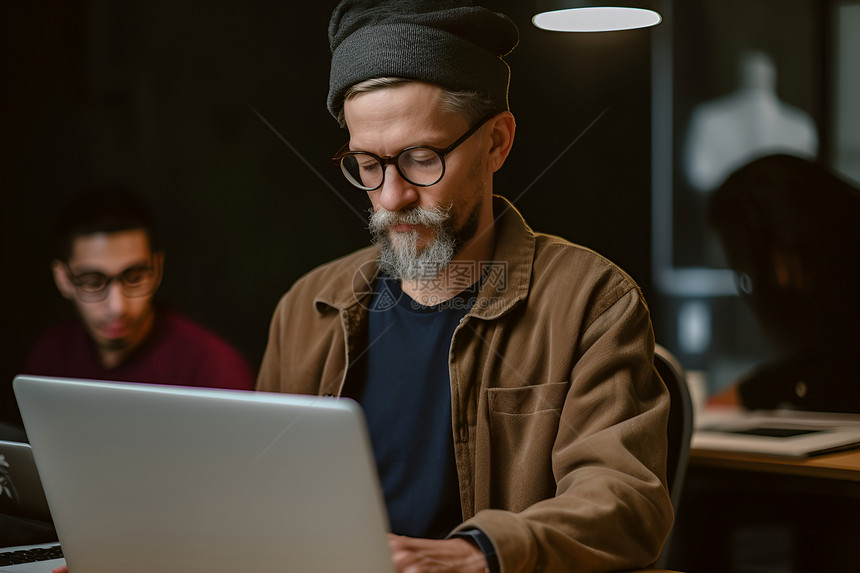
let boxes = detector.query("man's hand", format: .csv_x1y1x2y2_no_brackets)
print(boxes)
388,534,489,573
52,567,67,573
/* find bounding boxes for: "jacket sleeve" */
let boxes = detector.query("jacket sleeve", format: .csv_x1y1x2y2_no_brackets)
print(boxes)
255,293,286,393
457,288,673,573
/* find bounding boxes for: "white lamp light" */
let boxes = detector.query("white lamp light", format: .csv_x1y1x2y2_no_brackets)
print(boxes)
533,6,662,33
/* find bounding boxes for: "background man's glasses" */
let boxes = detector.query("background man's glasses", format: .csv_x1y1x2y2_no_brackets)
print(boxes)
332,114,494,191
63,262,158,302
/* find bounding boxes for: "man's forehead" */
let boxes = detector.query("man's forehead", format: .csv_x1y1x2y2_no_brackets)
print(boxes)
344,84,467,148
69,229,153,267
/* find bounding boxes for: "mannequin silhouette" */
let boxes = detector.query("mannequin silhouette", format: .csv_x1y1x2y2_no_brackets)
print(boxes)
684,51,818,192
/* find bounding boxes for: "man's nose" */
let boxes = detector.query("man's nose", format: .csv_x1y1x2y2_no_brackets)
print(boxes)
104,281,129,316
374,164,420,212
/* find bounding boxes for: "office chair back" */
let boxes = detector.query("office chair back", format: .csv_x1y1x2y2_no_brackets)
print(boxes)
654,344,693,569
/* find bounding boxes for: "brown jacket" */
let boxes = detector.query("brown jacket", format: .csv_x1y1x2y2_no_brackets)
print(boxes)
257,197,673,572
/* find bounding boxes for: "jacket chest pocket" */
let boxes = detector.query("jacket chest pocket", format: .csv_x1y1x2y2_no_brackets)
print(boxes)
486,381,569,510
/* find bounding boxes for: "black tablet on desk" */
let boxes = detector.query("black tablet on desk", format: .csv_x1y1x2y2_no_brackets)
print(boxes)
692,409,860,458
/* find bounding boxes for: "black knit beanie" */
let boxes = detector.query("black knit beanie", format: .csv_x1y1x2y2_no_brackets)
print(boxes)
327,0,519,120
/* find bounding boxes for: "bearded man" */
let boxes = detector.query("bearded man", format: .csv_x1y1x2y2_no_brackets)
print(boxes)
256,1,673,572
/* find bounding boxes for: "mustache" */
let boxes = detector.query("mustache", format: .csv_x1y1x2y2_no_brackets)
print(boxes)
367,205,451,233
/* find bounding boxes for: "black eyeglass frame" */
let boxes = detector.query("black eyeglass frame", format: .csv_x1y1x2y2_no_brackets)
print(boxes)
62,260,159,302
331,113,497,191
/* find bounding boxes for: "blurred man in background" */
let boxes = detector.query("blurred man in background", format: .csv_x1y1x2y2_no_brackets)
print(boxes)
2,188,255,548
22,188,254,395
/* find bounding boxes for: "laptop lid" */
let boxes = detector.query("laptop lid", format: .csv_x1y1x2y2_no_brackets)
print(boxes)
13,375,394,573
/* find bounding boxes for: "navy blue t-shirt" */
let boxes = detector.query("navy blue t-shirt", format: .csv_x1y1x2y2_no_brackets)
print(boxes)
359,275,475,538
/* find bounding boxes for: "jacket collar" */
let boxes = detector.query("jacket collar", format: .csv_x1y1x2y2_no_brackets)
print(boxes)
313,195,535,319
470,195,534,319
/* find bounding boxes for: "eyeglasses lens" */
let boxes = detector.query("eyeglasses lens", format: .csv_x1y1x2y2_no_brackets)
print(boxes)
398,148,443,185
340,154,383,190
72,267,155,302
340,147,444,190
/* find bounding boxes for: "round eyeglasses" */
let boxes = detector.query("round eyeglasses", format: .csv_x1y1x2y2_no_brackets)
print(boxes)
63,261,158,302
332,114,495,191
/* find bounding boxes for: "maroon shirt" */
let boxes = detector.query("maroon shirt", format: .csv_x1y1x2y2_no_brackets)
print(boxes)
23,309,255,391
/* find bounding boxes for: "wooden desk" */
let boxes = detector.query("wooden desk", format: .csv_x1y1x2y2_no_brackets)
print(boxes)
668,438,860,572
689,446,860,489
687,407,860,496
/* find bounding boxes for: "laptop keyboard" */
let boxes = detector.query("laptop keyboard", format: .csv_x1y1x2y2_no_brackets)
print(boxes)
0,545,64,566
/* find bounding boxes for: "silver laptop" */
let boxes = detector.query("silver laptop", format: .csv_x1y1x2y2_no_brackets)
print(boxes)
5,375,394,573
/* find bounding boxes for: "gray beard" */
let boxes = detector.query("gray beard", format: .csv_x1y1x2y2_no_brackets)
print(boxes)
368,206,457,281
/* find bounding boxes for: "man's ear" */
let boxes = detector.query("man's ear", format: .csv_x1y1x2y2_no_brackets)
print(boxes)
51,260,76,300
151,251,165,292
485,111,516,174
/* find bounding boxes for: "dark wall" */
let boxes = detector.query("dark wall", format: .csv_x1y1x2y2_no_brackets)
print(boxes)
0,1,656,425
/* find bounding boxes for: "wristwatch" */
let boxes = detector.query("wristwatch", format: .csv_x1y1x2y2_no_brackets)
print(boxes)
453,528,500,573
